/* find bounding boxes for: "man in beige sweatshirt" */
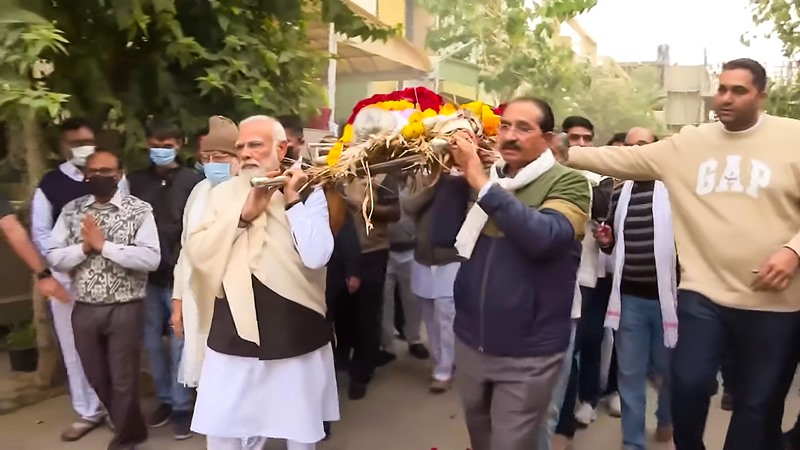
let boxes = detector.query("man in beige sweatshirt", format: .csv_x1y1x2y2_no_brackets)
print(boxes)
566,58,800,450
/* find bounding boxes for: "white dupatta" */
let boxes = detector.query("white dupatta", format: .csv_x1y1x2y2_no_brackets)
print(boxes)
604,180,679,348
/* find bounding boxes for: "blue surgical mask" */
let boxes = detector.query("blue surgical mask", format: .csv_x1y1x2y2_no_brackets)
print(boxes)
203,162,232,186
149,147,176,166
194,161,204,172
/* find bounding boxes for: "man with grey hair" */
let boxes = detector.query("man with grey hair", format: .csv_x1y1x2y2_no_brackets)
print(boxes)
186,115,339,450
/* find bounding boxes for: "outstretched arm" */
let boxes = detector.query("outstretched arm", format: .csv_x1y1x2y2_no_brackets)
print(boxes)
567,137,677,181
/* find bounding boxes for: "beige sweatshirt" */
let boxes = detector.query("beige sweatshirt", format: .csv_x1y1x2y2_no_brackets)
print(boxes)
568,115,800,312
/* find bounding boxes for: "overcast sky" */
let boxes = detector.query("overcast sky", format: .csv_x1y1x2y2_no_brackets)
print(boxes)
571,0,786,66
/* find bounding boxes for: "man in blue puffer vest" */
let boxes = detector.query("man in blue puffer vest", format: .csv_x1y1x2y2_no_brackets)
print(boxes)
432,97,590,450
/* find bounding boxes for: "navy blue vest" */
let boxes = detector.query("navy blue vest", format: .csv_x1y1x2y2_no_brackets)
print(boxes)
38,169,89,223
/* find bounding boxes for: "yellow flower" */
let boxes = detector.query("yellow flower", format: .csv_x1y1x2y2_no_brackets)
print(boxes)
340,124,353,143
481,104,494,117
401,121,425,140
326,141,343,166
407,110,423,123
439,103,457,116
462,101,483,116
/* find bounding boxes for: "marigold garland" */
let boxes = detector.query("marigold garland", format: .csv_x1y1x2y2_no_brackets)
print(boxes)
327,86,503,168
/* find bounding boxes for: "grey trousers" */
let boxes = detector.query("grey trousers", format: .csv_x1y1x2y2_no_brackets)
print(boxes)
381,250,422,351
455,338,564,450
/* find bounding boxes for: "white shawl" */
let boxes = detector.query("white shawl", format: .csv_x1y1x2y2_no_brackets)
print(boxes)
174,180,211,387
455,149,556,258
604,180,679,348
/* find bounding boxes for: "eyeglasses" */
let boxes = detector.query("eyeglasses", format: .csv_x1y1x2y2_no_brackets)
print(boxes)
498,123,535,138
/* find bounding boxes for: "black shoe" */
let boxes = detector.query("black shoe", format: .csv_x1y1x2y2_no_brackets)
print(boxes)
147,403,172,428
172,410,193,441
334,358,349,372
348,381,368,400
376,350,396,367
409,343,430,360
323,421,332,441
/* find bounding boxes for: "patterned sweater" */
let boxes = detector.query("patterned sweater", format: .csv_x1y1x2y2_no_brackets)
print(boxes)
61,195,155,304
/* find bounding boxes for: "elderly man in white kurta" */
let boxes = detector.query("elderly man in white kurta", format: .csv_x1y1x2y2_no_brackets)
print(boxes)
170,115,239,390
186,115,338,450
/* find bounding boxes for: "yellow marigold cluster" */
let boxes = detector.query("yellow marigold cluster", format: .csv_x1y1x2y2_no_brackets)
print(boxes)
461,101,501,136
401,109,436,140
326,124,353,166
369,100,415,111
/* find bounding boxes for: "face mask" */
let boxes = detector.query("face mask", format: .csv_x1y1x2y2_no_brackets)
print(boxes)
149,147,176,166
70,145,95,167
86,175,118,198
194,161,204,172
203,162,232,186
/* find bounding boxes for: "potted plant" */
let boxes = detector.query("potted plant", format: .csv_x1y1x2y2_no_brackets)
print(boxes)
6,322,37,372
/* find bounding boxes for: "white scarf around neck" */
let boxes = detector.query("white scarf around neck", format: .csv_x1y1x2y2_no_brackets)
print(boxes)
604,180,679,347
455,149,556,258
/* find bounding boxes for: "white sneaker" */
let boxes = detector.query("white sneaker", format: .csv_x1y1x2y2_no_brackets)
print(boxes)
607,392,622,417
574,402,597,426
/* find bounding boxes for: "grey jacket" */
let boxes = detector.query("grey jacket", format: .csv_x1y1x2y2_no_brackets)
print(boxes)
402,179,460,266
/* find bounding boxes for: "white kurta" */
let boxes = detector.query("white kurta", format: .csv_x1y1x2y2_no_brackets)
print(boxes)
192,345,339,443
189,187,339,443
172,179,212,387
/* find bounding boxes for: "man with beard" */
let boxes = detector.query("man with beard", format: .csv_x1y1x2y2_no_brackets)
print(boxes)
186,115,338,450
31,117,130,442
565,58,800,450
435,97,590,450
46,150,161,450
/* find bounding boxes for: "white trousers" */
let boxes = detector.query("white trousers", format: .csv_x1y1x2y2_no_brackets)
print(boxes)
206,436,314,450
381,251,422,350
418,295,456,381
50,298,103,421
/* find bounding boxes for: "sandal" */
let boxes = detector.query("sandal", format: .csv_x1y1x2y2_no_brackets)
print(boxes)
60,419,102,442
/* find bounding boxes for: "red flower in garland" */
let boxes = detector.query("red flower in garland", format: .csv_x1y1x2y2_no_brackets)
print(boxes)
493,103,507,116
345,86,444,125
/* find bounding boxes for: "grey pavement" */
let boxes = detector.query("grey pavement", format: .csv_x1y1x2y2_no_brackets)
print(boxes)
1,349,799,450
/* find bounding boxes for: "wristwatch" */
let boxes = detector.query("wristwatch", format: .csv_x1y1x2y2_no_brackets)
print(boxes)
35,268,53,280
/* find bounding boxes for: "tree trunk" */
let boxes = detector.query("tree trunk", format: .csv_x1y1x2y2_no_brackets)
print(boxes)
19,114,60,388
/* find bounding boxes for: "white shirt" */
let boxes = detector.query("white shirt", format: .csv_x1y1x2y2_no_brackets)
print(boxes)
45,191,160,273
410,260,460,300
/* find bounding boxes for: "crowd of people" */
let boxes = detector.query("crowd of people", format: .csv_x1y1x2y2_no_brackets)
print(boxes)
0,57,799,450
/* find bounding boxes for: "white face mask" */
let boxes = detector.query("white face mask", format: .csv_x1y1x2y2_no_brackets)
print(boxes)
70,145,96,167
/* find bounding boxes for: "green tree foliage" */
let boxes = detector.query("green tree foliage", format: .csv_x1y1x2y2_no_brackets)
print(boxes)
749,0,800,118
0,0,397,163
420,0,596,106
569,63,667,143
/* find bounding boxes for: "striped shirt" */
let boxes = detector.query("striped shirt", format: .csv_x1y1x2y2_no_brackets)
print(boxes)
607,181,659,300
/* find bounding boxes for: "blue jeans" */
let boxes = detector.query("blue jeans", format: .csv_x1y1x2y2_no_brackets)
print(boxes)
537,319,578,450
616,295,672,450
143,283,192,412
671,291,800,450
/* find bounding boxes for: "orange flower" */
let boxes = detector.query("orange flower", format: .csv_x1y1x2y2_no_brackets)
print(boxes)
439,103,457,116
483,114,501,136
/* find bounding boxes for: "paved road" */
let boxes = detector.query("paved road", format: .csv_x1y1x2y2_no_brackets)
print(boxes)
1,350,799,450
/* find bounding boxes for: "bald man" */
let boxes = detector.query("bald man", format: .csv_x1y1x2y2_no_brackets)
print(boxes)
592,127,677,449
186,116,338,450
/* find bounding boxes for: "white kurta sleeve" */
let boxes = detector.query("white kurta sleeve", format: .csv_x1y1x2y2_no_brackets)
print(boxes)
284,188,334,270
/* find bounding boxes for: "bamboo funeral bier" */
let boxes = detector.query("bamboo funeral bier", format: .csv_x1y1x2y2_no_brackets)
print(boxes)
250,86,506,228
